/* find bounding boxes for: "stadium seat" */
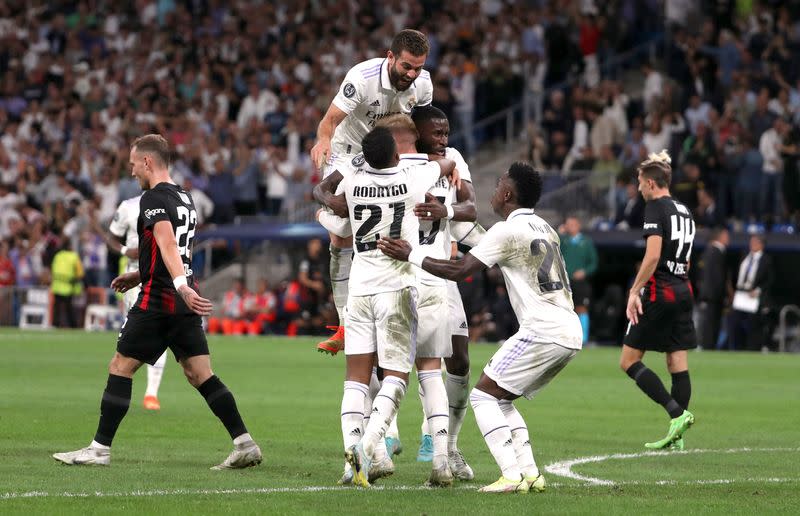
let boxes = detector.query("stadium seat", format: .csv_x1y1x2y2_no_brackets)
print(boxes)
18,288,51,330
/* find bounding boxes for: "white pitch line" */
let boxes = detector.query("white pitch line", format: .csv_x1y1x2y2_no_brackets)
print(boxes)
544,446,800,486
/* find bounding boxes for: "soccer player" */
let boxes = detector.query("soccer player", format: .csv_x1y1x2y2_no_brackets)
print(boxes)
336,127,456,488
621,150,696,450
53,135,261,469
378,162,582,494
407,105,477,480
95,194,169,410
310,29,433,355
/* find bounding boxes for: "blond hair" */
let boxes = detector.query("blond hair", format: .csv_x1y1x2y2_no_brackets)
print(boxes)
376,114,419,140
638,149,672,188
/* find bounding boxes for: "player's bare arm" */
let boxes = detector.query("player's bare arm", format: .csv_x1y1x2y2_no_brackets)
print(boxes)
452,180,477,222
92,218,139,259
626,235,662,325
377,237,486,282
311,104,348,168
312,170,348,218
111,271,141,292
152,220,213,316
428,154,460,189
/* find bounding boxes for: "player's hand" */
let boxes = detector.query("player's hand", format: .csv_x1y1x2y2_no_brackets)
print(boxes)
177,285,214,316
111,272,141,293
626,292,643,325
328,193,349,218
377,237,412,261
310,139,330,170
414,193,447,221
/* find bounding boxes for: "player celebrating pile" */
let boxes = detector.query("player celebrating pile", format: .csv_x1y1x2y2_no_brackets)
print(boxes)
379,162,582,493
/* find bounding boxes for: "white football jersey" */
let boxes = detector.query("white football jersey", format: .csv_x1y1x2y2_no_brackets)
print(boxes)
109,195,142,272
341,160,442,297
330,58,433,157
469,208,582,349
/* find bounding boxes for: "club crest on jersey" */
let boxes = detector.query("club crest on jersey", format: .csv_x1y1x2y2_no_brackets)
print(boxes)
406,97,417,110
144,208,165,219
351,154,365,167
343,83,356,98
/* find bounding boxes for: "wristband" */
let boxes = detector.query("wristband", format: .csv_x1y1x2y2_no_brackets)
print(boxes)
173,275,188,290
408,248,428,268
120,245,128,255
445,204,455,220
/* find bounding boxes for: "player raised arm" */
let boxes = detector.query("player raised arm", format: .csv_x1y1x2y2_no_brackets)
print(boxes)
312,169,348,218
377,237,486,282
311,104,348,169
152,220,213,316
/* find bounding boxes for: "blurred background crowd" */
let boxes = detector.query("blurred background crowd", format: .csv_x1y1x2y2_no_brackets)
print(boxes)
0,0,798,349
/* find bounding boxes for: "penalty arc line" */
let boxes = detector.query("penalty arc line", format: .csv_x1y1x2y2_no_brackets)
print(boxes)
544,446,800,486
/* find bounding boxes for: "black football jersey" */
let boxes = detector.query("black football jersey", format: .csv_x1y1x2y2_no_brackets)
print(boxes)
642,196,696,285
135,182,198,314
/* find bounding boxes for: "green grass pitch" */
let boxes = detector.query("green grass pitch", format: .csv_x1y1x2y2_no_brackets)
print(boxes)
1,329,799,514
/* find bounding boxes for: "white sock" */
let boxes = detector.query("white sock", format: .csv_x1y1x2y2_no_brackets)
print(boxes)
329,246,352,324
419,384,430,435
418,369,449,465
341,381,368,452
145,351,167,397
363,382,388,462
363,376,406,459
470,388,521,481
445,372,470,452
90,440,110,450
499,400,539,478
233,432,253,446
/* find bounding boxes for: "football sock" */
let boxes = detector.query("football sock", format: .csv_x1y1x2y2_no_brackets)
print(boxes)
329,245,352,324
233,433,253,446
418,370,449,464
499,400,539,478
93,374,132,447
445,372,470,451
363,376,406,459
670,370,691,410
578,312,590,343
145,351,167,398
197,375,248,439
626,361,684,419
418,383,431,435
470,388,520,481
341,381,368,452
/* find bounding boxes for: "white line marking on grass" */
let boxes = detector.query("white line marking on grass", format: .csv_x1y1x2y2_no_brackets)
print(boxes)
544,447,800,486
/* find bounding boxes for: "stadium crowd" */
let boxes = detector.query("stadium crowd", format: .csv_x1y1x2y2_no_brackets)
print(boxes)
0,1,798,346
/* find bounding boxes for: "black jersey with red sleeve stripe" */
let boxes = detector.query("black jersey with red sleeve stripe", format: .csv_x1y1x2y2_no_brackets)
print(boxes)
134,182,198,314
642,196,696,293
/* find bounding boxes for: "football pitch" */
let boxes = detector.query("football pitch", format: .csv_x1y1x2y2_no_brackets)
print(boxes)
1,329,798,515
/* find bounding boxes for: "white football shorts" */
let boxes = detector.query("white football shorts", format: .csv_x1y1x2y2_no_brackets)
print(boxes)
416,283,451,358
484,329,578,399
446,280,469,337
345,286,418,373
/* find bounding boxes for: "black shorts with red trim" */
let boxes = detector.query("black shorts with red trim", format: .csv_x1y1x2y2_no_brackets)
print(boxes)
623,277,697,353
117,307,208,364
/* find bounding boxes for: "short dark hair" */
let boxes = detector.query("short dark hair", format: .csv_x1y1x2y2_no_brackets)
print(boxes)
507,162,542,209
411,105,448,127
132,134,170,167
361,127,397,169
391,29,429,57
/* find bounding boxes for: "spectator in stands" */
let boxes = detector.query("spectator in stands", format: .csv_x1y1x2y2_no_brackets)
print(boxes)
673,161,704,214
242,278,277,336
615,181,645,230
560,216,598,345
79,229,107,288
641,61,664,115
695,188,723,228
696,228,730,350
759,117,788,222
619,121,648,172
727,235,773,351
736,132,764,222
0,240,15,287
264,145,291,216
208,278,248,336
50,239,83,328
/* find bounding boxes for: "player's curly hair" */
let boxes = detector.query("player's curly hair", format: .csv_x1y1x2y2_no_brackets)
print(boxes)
411,105,447,126
362,127,397,170
391,29,429,57
132,134,170,167
507,161,542,209
638,149,672,188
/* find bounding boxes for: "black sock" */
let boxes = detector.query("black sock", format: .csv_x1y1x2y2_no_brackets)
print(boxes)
670,370,691,410
626,361,684,419
197,375,248,440
94,374,132,446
